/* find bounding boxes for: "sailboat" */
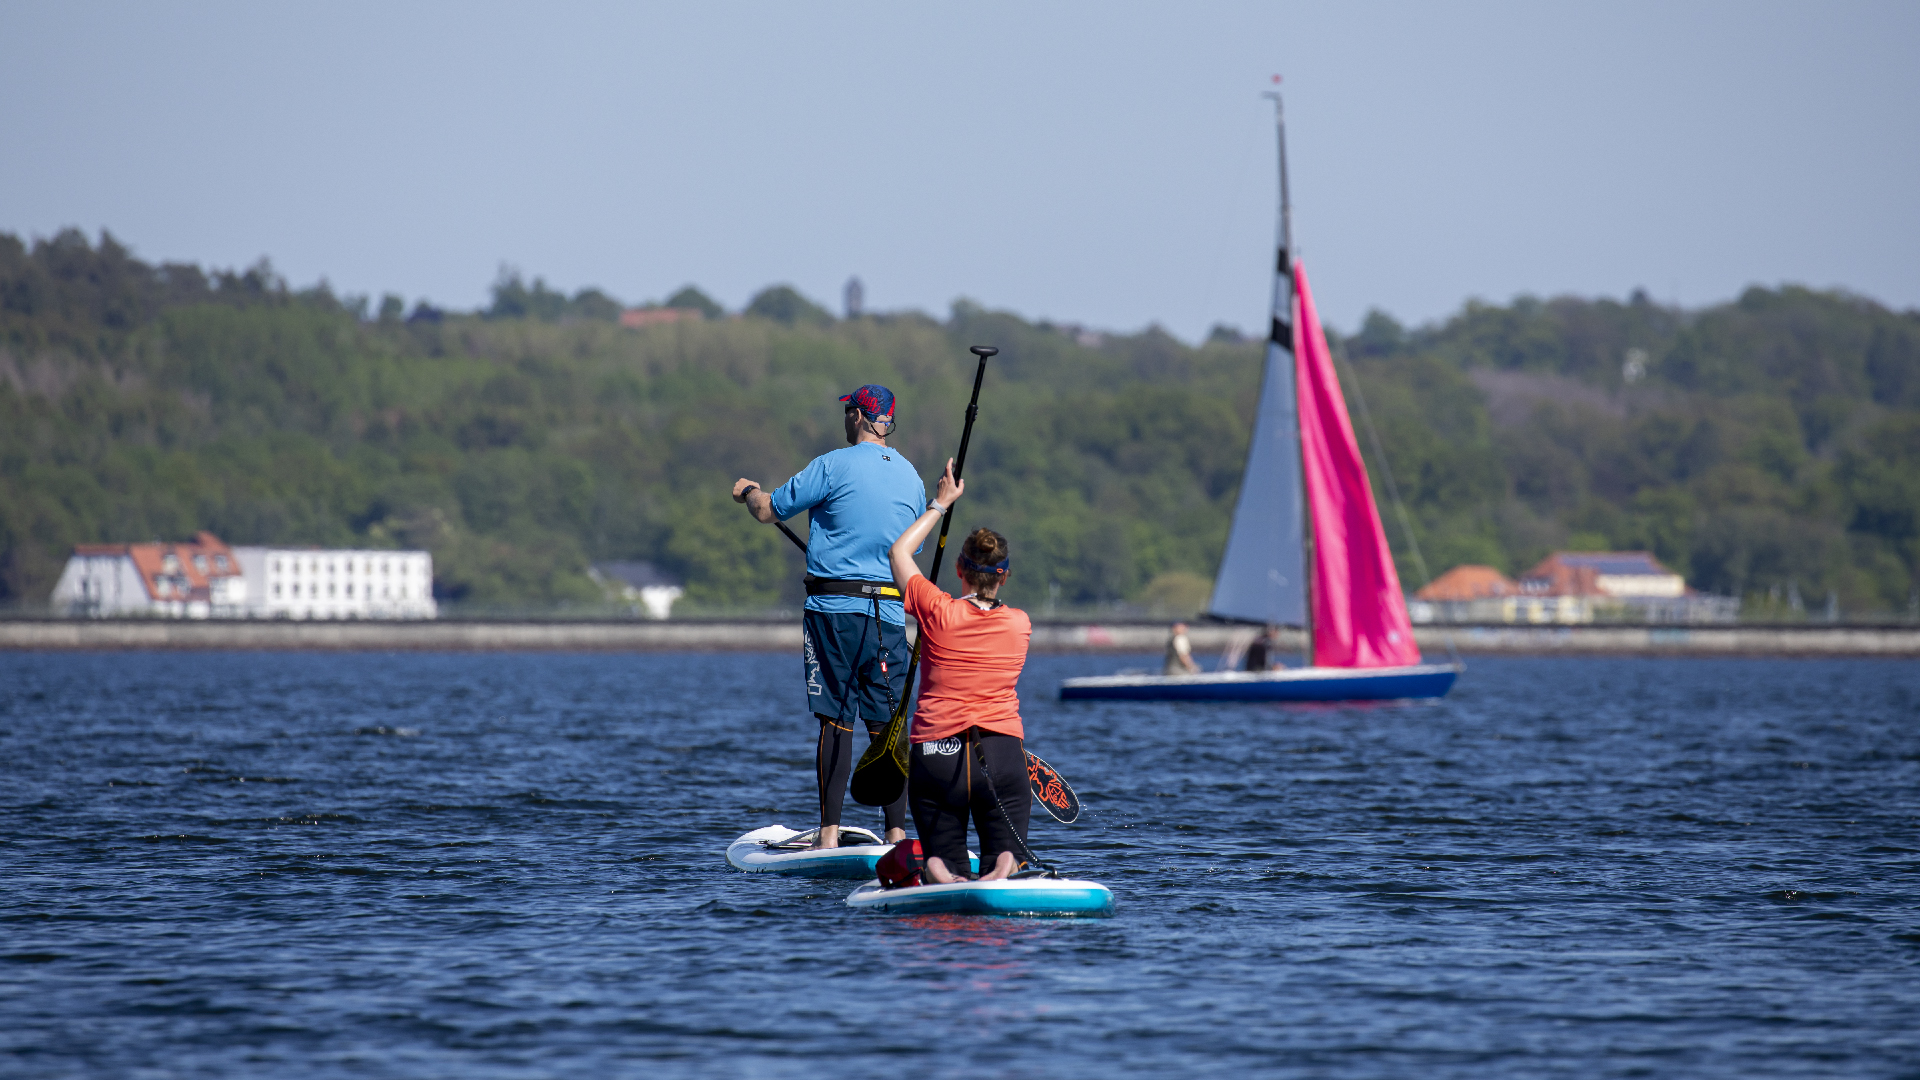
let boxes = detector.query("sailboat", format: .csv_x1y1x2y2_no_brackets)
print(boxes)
1060,89,1460,704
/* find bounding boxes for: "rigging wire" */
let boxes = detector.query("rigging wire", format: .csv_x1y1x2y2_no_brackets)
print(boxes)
1332,341,1463,667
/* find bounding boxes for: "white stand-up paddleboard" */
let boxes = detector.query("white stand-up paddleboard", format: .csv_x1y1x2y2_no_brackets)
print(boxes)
845,875,1114,917
726,826,982,878
726,826,895,878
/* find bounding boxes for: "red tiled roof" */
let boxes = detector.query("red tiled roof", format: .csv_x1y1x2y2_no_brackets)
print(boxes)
620,307,703,329
72,532,240,601
1415,565,1517,601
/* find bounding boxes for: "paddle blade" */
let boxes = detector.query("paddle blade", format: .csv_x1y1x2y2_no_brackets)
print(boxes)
849,708,910,807
1026,751,1080,823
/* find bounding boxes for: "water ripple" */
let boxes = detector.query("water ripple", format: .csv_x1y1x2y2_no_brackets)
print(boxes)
1,652,1917,1077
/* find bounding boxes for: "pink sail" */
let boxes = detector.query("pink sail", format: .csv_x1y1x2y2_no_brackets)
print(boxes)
1292,262,1421,668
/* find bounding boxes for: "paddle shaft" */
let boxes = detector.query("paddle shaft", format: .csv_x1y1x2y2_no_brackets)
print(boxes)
738,484,811,554
900,347,994,686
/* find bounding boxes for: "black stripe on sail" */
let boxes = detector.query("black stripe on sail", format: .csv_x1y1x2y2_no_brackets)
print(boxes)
1275,248,1292,275
1269,316,1292,345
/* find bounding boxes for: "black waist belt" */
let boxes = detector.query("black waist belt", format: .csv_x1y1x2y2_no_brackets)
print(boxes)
804,576,902,600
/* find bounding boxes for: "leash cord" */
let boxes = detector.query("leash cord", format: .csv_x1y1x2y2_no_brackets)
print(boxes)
973,729,1058,878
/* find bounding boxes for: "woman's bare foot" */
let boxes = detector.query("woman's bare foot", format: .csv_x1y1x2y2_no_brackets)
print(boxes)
924,856,962,883
977,850,1019,881
812,825,840,850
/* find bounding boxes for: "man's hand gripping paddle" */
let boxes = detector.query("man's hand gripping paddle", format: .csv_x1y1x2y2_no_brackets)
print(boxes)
735,486,810,555
850,345,995,807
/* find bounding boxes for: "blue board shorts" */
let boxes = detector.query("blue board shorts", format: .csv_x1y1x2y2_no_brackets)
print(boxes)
803,609,909,726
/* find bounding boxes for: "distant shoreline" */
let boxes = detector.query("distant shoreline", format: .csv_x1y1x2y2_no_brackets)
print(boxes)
2,619,1916,657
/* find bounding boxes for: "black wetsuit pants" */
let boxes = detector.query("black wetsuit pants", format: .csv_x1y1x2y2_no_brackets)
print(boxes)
909,727,1029,877
816,716,909,833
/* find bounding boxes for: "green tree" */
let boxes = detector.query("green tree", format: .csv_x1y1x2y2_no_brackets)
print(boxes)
745,285,833,327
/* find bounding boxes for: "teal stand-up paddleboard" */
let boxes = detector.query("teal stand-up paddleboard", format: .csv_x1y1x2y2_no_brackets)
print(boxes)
845,875,1114,917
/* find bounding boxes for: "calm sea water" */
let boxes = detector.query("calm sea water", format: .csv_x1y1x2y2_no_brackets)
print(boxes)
2,651,1917,1078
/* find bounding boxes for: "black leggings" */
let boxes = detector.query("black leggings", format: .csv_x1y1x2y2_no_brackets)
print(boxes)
816,715,908,833
909,727,1029,877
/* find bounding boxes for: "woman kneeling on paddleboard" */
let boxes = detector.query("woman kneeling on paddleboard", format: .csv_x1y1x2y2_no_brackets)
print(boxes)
887,461,1034,883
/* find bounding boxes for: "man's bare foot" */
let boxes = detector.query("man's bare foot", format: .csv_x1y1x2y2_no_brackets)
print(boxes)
924,856,962,884
884,827,906,845
978,851,1019,882
813,825,840,850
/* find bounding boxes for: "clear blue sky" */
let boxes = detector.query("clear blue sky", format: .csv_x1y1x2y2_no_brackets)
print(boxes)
3,1,1915,339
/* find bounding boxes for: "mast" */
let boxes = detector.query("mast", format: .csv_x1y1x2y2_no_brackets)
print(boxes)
1264,81,1314,665
1204,82,1310,634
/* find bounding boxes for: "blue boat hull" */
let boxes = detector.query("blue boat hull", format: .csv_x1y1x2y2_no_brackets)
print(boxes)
1058,663,1459,703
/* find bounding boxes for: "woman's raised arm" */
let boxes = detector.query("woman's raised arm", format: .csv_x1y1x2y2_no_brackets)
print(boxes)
889,458,963,593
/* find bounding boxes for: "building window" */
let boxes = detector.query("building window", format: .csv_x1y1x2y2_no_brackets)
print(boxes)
273,584,282,598
214,554,229,571
346,584,354,597
192,555,207,573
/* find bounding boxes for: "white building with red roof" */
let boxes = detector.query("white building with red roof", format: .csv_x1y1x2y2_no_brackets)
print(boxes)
1411,551,1737,625
51,533,436,619
51,532,249,618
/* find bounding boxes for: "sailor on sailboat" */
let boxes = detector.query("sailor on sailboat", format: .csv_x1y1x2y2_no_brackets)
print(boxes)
1059,89,1460,704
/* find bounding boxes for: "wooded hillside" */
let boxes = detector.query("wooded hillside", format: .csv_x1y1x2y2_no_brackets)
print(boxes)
4,229,1916,617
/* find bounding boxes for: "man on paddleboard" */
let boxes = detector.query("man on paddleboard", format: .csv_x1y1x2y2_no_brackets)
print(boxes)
733,385,924,850
887,462,1035,882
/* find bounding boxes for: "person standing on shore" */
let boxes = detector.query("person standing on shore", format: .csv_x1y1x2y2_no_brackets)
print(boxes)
733,385,925,850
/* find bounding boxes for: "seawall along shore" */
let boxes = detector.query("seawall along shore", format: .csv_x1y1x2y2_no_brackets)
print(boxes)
2,619,1917,656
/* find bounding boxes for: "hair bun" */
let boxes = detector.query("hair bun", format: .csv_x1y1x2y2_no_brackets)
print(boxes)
958,527,1010,590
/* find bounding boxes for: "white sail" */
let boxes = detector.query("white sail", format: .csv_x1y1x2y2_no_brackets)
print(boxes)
1206,329,1307,626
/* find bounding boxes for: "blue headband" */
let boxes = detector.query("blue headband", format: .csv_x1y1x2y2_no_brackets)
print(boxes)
957,553,1009,575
